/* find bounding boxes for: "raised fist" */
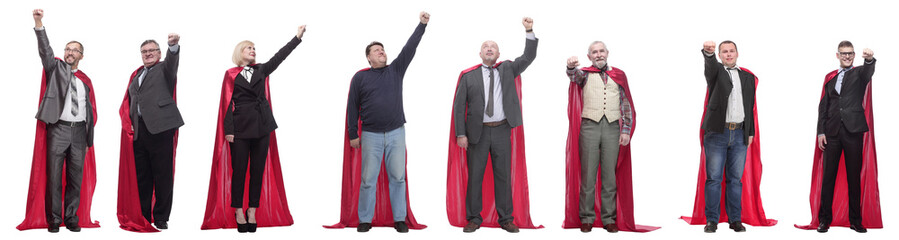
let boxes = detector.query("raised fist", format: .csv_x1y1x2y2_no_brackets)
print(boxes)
33,9,44,21
862,48,874,61
168,33,180,46
567,56,580,69
420,11,430,24
703,41,716,54
297,25,306,39
522,17,534,31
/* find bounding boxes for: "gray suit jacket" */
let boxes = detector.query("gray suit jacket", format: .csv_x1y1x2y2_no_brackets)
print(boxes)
453,38,537,144
34,28,95,146
128,45,183,140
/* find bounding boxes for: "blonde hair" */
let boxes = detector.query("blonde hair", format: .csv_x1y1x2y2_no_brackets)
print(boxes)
232,40,255,66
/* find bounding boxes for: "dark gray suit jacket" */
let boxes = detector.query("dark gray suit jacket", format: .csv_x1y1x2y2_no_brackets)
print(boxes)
129,45,183,140
35,28,95,146
453,38,537,144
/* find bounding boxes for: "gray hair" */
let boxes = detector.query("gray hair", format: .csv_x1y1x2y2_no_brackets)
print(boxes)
588,41,607,54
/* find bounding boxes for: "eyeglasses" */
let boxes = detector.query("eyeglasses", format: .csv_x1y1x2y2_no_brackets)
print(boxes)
839,51,855,57
141,48,161,54
64,48,82,54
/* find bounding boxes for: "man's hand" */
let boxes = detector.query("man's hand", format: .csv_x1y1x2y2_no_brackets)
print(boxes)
420,11,430,24
168,33,180,46
619,133,630,146
225,134,235,143
817,135,827,151
297,25,306,40
703,41,716,54
748,136,754,145
567,56,580,69
456,136,468,150
350,138,361,148
522,17,534,31
33,9,44,28
863,48,874,61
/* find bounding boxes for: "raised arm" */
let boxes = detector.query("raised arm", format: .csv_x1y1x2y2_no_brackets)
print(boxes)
566,56,587,84
702,41,720,85
163,33,181,89
509,17,537,76
33,9,58,70
260,25,306,76
390,12,428,75
859,48,875,86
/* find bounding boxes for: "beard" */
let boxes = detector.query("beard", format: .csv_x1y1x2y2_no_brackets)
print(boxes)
593,60,606,69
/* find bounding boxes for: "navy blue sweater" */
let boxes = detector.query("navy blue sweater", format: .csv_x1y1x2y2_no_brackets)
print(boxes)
347,23,426,139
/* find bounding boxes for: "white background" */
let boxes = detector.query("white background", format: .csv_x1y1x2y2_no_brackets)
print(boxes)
1,0,895,240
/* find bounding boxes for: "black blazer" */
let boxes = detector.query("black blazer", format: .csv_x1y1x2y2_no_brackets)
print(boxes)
34,28,96,146
701,50,756,142
224,37,301,139
817,59,875,137
453,38,537,144
129,44,182,140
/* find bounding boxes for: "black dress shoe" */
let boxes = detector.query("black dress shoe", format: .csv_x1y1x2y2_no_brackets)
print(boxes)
704,221,717,233
154,221,168,230
728,221,746,232
850,223,867,233
462,221,480,233
580,223,592,232
816,222,829,233
65,223,81,232
357,222,372,232
48,224,60,233
394,221,409,233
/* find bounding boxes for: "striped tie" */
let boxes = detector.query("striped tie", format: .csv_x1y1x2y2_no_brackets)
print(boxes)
70,72,79,117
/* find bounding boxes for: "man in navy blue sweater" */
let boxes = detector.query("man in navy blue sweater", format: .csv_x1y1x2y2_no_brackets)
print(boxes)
345,11,429,233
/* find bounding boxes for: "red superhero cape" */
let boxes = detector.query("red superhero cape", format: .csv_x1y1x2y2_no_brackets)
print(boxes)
201,66,294,230
562,66,658,232
446,63,543,229
680,67,777,226
325,67,426,230
116,65,180,232
18,68,100,230
794,69,882,230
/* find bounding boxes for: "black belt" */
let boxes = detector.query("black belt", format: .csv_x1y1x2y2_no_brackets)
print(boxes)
484,119,507,127
56,120,86,127
725,122,743,130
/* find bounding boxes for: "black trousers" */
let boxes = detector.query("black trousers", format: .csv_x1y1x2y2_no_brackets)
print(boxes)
465,122,514,225
819,124,864,225
133,117,176,222
45,122,86,225
230,134,270,208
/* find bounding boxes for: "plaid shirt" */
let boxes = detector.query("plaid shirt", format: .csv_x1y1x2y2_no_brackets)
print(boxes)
567,66,633,135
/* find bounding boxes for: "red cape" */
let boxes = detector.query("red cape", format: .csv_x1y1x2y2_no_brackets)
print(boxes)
562,66,658,232
446,63,543,229
325,68,426,230
680,67,777,226
18,69,100,230
794,69,882,230
116,66,180,232
201,66,294,230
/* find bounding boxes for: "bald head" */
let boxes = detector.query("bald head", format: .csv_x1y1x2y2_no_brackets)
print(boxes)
479,40,500,66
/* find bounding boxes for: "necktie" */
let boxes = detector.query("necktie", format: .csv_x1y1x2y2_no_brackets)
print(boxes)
69,72,79,117
836,68,847,94
486,66,495,117
242,66,254,83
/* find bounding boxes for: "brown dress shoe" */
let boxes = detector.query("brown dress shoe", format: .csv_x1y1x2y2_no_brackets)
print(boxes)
462,221,480,233
604,223,619,233
580,223,593,232
500,222,520,233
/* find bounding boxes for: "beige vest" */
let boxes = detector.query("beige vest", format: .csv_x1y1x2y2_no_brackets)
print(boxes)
582,72,621,123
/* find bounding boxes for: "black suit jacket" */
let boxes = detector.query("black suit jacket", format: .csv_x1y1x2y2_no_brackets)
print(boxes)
453,38,537,144
129,44,182,140
701,50,756,142
34,28,96,146
817,59,875,137
224,37,301,139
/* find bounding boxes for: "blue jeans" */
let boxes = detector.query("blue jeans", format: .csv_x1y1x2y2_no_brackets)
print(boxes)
359,126,407,222
703,128,747,223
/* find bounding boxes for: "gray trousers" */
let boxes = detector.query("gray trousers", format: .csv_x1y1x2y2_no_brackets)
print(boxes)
466,122,514,225
45,122,87,225
578,117,620,225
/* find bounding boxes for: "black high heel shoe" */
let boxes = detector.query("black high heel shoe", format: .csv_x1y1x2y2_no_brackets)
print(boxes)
247,209,257,233
236,210,248,233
